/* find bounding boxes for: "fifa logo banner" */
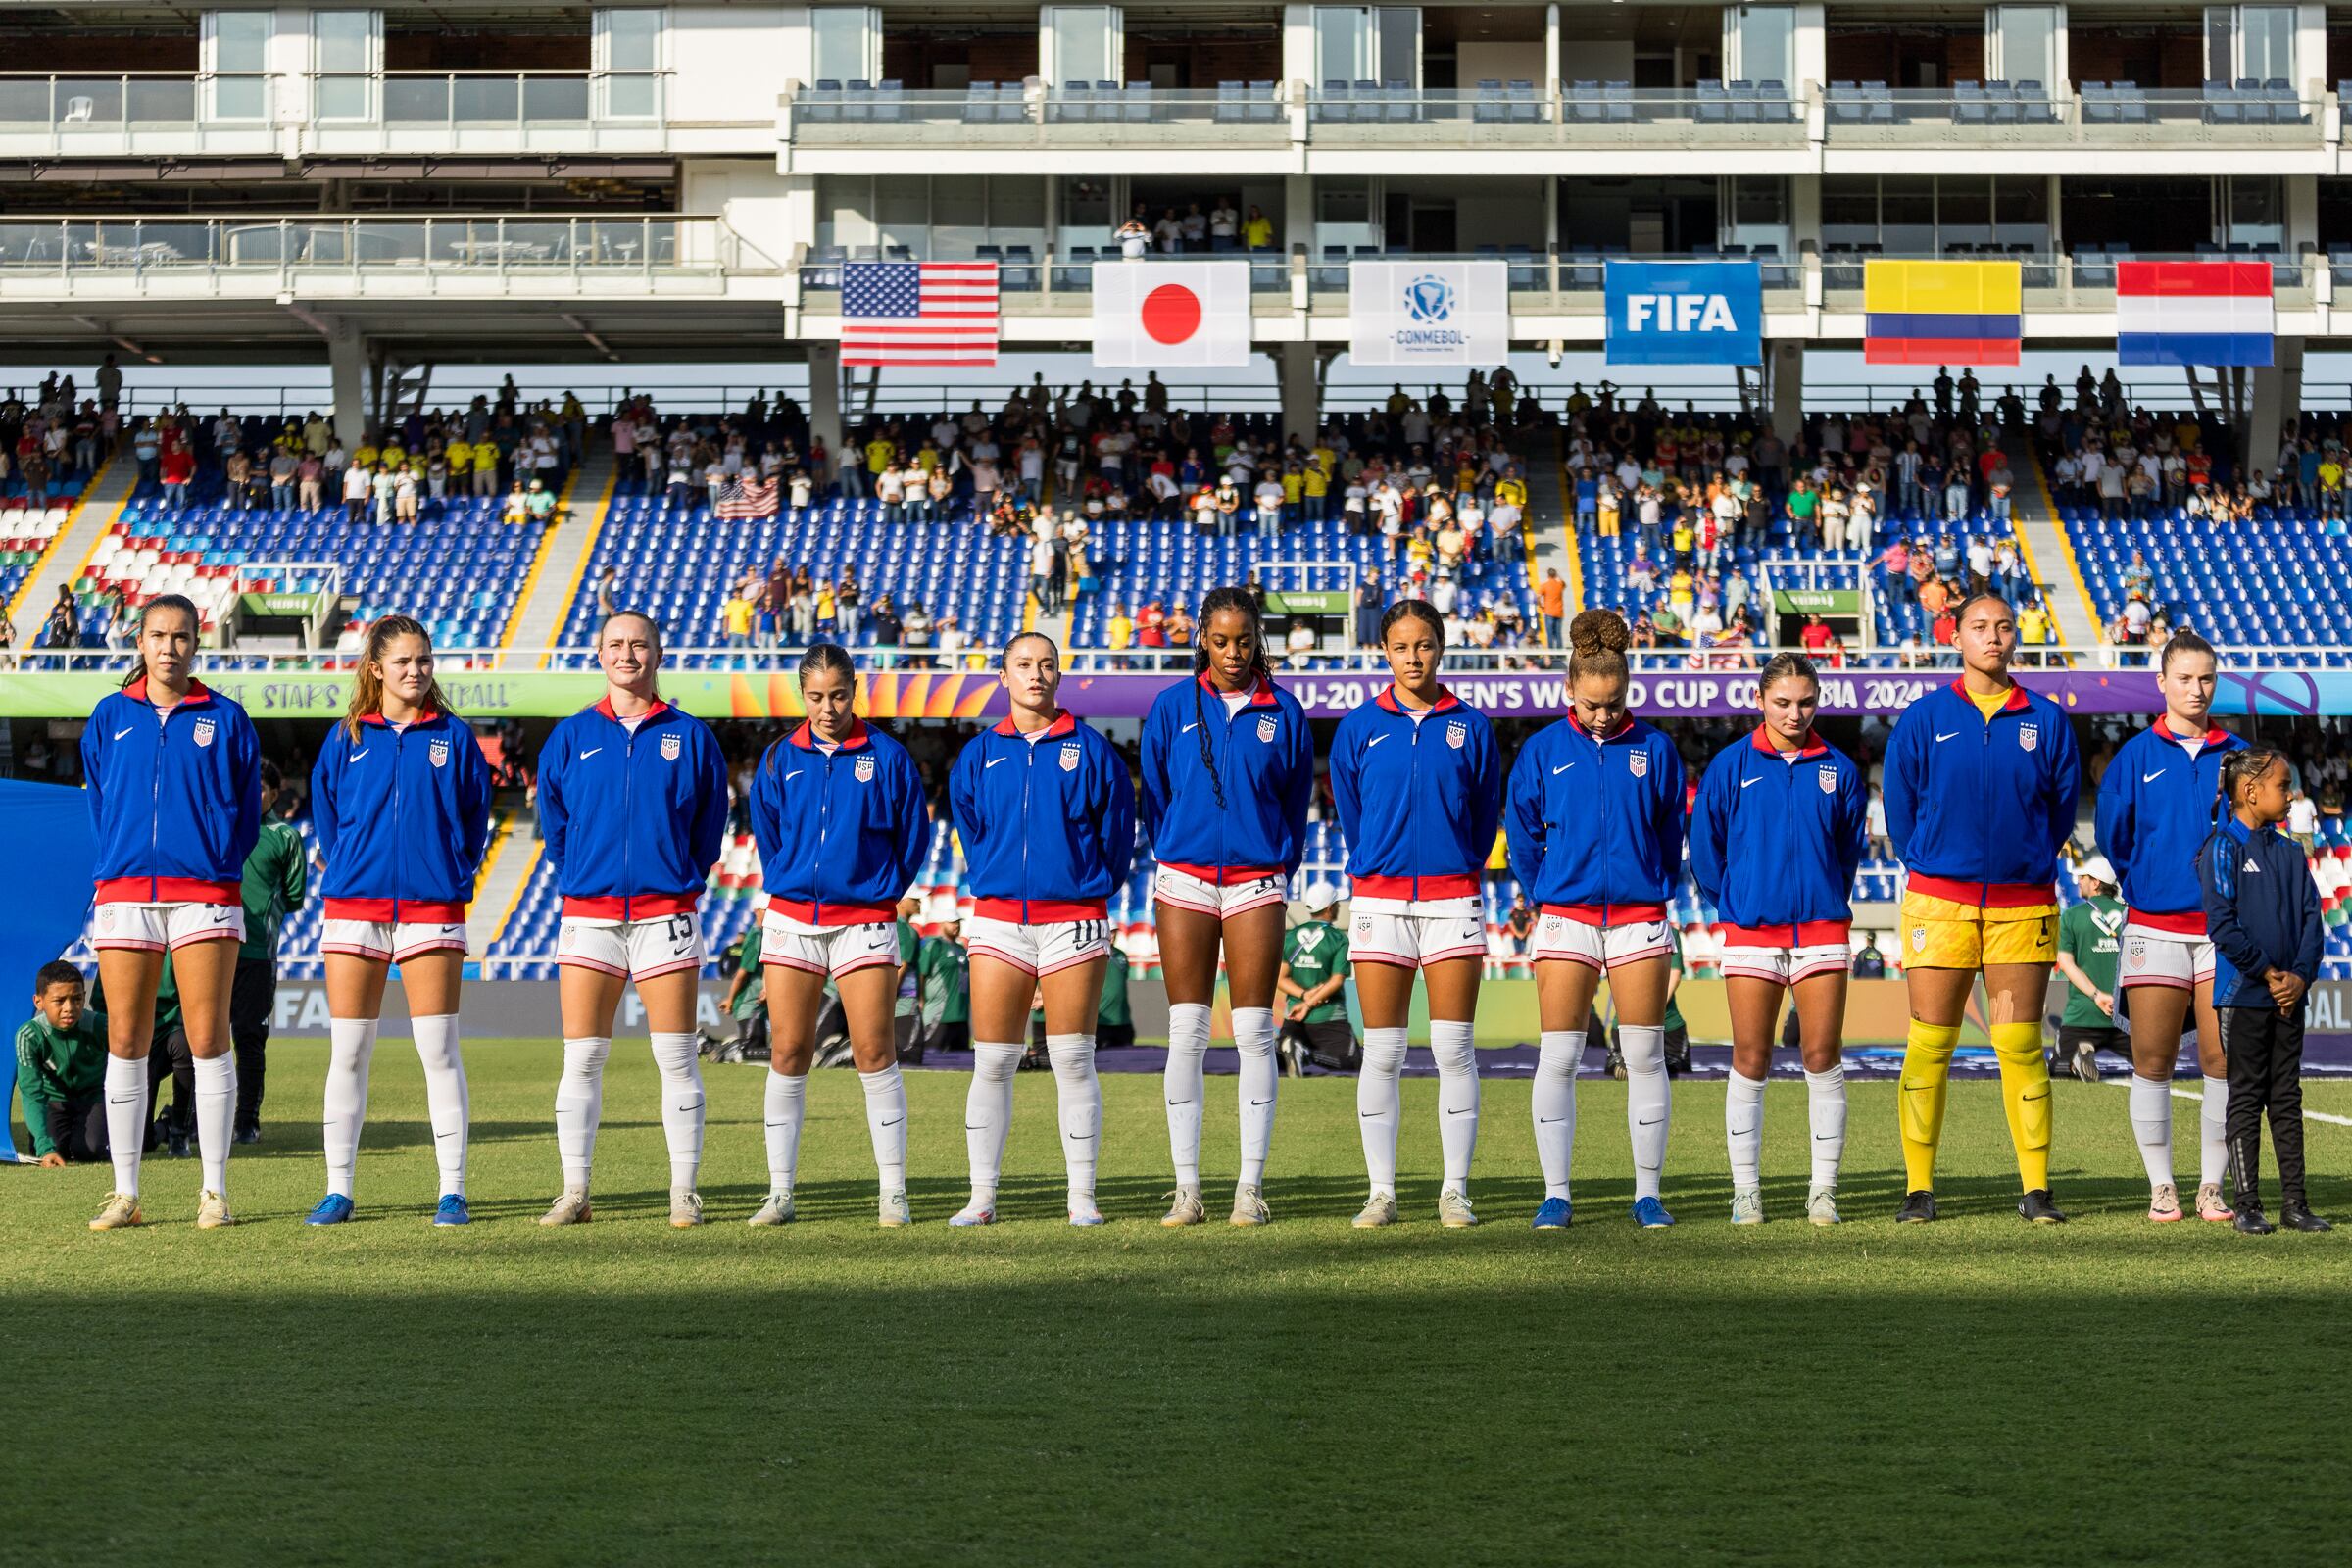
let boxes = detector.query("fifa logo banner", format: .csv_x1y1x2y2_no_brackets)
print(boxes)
1349,261,1507,367
1604,261,1763,366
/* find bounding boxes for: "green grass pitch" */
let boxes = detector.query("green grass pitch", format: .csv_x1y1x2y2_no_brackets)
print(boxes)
6,1044,2350,1566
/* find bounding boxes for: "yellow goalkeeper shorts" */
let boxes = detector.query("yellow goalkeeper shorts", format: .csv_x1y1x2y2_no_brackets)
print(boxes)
1899,891,2058,969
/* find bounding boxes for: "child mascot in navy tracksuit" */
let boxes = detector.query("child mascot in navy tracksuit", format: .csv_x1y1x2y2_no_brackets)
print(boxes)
2199,746,2329,1234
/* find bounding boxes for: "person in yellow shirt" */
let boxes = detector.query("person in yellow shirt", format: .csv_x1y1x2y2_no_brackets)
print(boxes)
1106,603,1134,650
446,437,473,477
1494,474,1528,510
2017,599,2050,664
1301,459,1331,522
721,590,755,647
1282,466,1305,507
473,441,501,497
1242,208,1274,250
354,443,379,469
864,437,895,478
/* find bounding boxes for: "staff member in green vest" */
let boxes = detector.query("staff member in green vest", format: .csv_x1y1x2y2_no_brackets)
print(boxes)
16,961,141,1166
231,760,309,1142
1276,887,1355,1071
116,953,190,1158
914,919,970,1057
718,921,769,1062
2053,857,2127,1086
1032,944,1134,1055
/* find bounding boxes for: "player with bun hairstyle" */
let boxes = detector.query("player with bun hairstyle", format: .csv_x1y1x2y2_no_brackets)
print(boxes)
746,642,934,1228
305,614,494,1226
1505,608,1687,1230
1331,599,1503,1229
535,610,731,1228
1689,651,1868,1226
1884,590,2081,1224
2094,629,2245,1223
1141,586,1312,1227
79,592,262,1231
948,631,1137,1225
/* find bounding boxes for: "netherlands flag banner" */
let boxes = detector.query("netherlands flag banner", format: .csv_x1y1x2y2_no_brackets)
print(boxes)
1862,260,2022,367
2115,260,2274,368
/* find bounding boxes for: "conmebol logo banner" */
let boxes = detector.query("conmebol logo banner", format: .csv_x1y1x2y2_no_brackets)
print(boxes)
1604,260,1763,366
1348,260,1508,367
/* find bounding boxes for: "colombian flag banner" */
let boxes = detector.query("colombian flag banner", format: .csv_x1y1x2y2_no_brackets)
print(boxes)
1863,260,2022,367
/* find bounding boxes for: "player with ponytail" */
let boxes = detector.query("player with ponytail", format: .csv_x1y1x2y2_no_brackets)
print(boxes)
1140,586,1312,1227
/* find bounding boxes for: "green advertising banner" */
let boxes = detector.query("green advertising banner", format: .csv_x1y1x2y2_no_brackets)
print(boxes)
1771,588,1863,616
0,669,611,719
239,591,331,619
1262,589,1351,616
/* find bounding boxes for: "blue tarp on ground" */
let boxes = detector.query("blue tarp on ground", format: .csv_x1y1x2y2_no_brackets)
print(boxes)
0,779,94,1160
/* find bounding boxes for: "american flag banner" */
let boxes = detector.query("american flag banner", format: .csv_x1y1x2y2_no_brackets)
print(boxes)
712,472,779,520
841,261,1001,367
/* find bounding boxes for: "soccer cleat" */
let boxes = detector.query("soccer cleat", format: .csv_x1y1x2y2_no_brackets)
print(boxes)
1896,1189,1938,1224
538,1191,593,1227
668,1191,706,1229
2147,1183,2183,1223
2233,1206,2276,1236
2019,1188,2068,1225
87,1193,143,1231
1730,1188,1765,1226
304,1194,355,1227
2196,1183,2233,1223
1530,1196,1573,1231
1351,1192,1399,1229
2070,1042,2100,1084
1229,1185,1270,1227
1806,1186,1842,1227
948,1200,996,1227
1160,1185,1206,1228
1068,1195,1106,1227
233,1122,262,1147
2279,1200,2333,1234
1603,1047,1627,1081
747,1191,796,1227
1438,1188,1478,1228
163,1119,190,1160
432,1195,471,1227
1631,1196,1675,1229
878,1191,912,1228
196,1190,234,1229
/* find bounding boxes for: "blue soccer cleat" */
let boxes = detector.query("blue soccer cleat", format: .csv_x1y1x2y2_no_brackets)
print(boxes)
1531,1197,1573,1230
1631,1196,1676,1229
433,1195,471,1227
304,1194,355,1227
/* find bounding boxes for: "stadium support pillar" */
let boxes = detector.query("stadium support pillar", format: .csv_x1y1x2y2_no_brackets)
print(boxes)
1279,342,1319,443
2247,337,2304,465
328,321,366,444
1769,341,1804,442
808,340,843,456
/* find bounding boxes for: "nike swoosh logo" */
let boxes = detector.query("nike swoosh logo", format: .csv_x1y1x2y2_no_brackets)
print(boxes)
1740,777,1760,789
766,1120,790,1129
786,770,804,781
1935,731,1961,743
436,1131,458,1140
1250,1099,1273,1107
1166,1099,1195,1107
1180,722,1198,734
1360,1110,1381,1119
2142,769,2166,782
1368,735,1388,748
113,726,133,740
1814,1133,1838,1141
674,1102,700,1113
580,748,602,759
1552,763,1571,774
1902,1084,1932,1094
1539,1115,1568,1124
987,758,1006,768
350,750,368,761
1637,1116,1664,1127
965,1121,986,1130
1446,1106,1473,1115
881,1116,904,1128
1729,1123,1757,1138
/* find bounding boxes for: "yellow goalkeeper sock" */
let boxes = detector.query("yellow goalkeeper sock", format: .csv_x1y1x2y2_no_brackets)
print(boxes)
1898,1020,1961,1192
1991,1020,2053,1192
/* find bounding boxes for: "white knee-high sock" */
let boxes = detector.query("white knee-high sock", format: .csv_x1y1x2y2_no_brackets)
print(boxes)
1620,1023,1669,1201
322,1018,379,1199
1232,1005,1278,1189
1357,1026,1408,1197
192,1052,237,1195
1805,1065,1847,1189
650,1031,705,1194
2130,1073,2177,1189
860,1063,908,1194
1047,1033,1101,1198
411,1014,468,1199
965,1043,1021,1202
2200,1075,2230,1190
104,1054,146,1197
1163,1001,1210,1186
555,1036,612,1190
764,1068,808,1194
1430,1019,1479,1188
1725,1069,1767,1192
1533,1030,1581,1201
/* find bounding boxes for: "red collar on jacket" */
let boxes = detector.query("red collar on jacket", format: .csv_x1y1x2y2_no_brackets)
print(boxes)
789,717,871,751
1195,670,1280,709
991,710,1077,739
1374,686,1460,715
122,675,214,706
1945,679,2030,713
594,695,671,723
357,708,442,727
1749,724,1828,760
2153,714,2232,748
1566,710,1642,744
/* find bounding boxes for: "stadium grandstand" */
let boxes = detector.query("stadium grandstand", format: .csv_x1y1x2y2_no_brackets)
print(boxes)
5,0,2352,993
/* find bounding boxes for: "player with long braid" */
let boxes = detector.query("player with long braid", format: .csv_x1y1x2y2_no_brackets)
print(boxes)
1141,586,1313,1226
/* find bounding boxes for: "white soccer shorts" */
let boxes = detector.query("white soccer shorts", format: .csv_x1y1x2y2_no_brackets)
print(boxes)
760,910,902,979
1716,939,1850,986
321,918,469,963
2119,924,2216,991
964,913,1112,976
1152,864,1288,919
1531,911,1675,972
1349,898,1487,969
92,901,245,953
557,911,706,980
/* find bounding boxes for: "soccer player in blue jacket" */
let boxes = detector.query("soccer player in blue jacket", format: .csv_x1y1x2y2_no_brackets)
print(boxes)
2093,630,2245,1223
79,593,262,1232
1140,587,1312,1228
746,643,934,1229
1690,653,1868,1227
535,611,730,1228
305,615,493,1227
947,632,1136,1226
1332,600,1503,1230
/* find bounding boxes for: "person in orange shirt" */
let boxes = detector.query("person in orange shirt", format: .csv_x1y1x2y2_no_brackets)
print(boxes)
1537,568,1568,647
